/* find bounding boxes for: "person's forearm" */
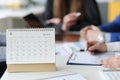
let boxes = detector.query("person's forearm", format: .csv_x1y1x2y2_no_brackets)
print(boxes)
110,33,120,42
106,42,120,52
99,22,120,32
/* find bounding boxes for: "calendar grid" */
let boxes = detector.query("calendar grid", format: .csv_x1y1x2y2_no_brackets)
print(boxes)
7,28,55,64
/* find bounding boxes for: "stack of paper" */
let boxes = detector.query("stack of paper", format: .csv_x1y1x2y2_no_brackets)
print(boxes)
38,73,86,80
56,42,86,55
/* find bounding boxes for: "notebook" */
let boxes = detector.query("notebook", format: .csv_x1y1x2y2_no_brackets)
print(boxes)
37,73,86,80
67,51,116,66
100,68,120,80
6,28,56,72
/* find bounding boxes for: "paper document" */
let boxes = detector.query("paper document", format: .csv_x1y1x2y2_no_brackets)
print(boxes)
100,68,120,80
38,73,86,80
67,51,116,65
56,42,86,55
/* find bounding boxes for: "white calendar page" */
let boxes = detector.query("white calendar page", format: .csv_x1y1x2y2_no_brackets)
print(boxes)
6,28,55,64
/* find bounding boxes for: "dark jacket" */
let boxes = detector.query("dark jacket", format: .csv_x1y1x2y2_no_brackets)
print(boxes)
40,0,101,32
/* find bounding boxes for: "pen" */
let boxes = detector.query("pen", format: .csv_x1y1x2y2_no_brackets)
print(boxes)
76,12,81,17
79,37,87,52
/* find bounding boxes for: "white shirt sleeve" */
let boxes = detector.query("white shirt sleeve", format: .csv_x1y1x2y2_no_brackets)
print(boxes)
104,33,111,43
106,42,120,52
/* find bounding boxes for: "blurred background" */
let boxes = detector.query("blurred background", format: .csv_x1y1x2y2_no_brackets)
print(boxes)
0,0,120,78
0,0,120,32
0,0,47,32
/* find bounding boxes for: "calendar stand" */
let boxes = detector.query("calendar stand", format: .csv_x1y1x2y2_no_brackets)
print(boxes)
6,28,56,73
7,63,56,72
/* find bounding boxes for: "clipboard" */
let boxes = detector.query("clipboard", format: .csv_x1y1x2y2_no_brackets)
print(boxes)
67,51,115,66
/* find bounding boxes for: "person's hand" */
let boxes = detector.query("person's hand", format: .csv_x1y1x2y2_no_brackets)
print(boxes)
87,30,102,43
86,29,105,53
80,25,100,39
87,42,107,54
46,18,61,24
62,12,79,31
100,56,120,68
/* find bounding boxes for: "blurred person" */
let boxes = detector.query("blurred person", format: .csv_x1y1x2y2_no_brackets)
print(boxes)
41,0,101,32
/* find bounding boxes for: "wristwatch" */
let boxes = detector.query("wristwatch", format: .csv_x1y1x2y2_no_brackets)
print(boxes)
97,32,105,43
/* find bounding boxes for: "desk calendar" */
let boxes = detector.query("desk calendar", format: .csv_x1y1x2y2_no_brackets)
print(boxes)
6,28,56,72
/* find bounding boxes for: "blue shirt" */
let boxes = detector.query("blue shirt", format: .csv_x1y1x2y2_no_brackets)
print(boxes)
99,15,120,32
99,15,120,42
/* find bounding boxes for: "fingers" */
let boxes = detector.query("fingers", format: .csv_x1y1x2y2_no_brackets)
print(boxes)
46,18,61,24
46,20,51,24
64,16,76,24
62,13,79,31
88,43,99,54
62,22,76,31
88,44,97,51
80,26,91,39
63,13,79,24
67,22,76,27
87,43,107,54
80,25,98,38
100,56,120,68
68,12,79,19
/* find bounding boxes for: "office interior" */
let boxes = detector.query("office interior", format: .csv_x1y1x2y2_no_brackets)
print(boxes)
0,0,120,79
0,0,120,32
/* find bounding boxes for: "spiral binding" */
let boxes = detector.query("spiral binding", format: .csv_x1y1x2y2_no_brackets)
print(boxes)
7,28,55,32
